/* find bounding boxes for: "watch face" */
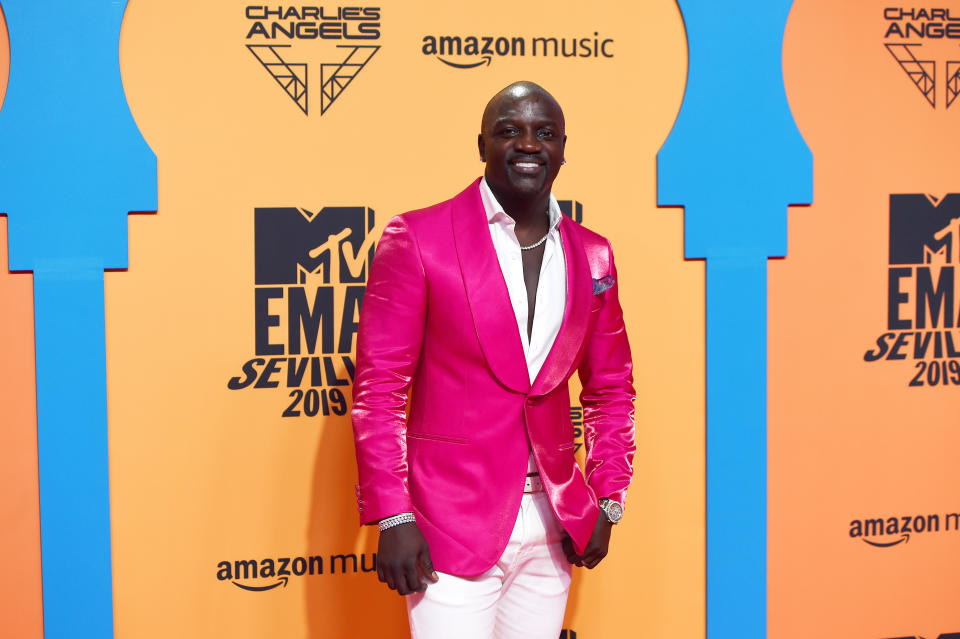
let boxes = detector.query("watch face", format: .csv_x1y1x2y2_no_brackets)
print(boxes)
604,500,623,523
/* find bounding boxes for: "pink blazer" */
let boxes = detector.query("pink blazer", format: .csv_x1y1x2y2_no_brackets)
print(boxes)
351,179,635,576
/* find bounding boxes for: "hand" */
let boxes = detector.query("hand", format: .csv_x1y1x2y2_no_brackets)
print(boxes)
377,522,439,595
561,513,613,569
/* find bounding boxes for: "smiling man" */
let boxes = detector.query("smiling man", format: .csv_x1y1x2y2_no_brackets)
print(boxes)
351,81,636,638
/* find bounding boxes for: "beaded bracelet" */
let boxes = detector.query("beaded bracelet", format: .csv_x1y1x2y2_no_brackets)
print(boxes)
378,512,416,531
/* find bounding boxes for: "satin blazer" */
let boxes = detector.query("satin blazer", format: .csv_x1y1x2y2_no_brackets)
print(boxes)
351,178,635,576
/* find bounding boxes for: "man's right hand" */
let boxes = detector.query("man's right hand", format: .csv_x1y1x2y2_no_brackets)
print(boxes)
377,522,439,595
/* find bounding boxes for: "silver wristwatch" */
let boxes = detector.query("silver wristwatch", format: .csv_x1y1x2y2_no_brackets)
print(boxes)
599,498,623,524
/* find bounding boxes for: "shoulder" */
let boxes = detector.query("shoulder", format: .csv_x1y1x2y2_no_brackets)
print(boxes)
561,216,613,255
387,179,482,233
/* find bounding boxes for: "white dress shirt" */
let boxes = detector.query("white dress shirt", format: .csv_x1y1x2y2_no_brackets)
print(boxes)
479,177,567,386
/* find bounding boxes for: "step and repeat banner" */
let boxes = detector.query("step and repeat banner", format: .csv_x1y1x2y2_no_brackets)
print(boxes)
0,1,957,638
3,1,698,637
771,2,960,638
109,2,695,637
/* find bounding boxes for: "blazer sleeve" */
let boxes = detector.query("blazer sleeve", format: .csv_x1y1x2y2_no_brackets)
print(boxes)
577,241,636,507
351,214,427,525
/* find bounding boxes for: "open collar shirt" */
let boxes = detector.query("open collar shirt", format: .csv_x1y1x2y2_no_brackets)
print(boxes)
478,177,567,386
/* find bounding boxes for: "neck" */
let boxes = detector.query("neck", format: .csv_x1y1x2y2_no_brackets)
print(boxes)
488,184,550,231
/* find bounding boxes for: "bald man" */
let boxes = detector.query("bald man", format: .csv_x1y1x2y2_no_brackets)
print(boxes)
352,81,635,638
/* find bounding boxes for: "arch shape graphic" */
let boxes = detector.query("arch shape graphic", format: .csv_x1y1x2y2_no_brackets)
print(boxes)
658,1,813,636
0,1,157,636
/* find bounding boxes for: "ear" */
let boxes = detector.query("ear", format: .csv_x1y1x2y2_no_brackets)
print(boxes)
477,133,486,162
561,134,567,163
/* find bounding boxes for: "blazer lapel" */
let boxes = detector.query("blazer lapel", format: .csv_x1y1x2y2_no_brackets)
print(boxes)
530,216,592,396
451,179,531,394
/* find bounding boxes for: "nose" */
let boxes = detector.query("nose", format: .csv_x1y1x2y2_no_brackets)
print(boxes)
515,128,541,153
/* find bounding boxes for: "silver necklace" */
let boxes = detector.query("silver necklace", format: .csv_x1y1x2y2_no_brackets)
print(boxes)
517,207,552,251
519,231,550,251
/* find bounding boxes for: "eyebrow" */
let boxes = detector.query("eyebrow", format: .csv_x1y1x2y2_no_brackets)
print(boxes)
493,117,560,127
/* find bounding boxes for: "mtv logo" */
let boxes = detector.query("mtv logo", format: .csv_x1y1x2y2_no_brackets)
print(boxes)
889,194,960,265
557,200,583,223
254,206,376,285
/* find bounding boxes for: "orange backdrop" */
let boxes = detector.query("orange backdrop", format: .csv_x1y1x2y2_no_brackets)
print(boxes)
773,1,960,637
104,1,697,637
6,2,958,638
0,4,45,637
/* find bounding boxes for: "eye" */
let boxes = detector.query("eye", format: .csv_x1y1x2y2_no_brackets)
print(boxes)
536,129,555,140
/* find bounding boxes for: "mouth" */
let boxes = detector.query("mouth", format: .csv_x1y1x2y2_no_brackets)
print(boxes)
510,160,544,174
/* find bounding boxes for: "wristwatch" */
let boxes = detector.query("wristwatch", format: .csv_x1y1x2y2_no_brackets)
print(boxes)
599,498,623,524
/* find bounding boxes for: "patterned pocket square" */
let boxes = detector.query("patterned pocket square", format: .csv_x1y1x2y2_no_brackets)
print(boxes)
592,275,615,295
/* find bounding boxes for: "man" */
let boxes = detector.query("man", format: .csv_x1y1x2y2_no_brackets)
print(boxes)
351,81,635,638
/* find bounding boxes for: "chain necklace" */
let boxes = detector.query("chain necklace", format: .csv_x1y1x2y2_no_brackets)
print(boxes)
519,231,550,251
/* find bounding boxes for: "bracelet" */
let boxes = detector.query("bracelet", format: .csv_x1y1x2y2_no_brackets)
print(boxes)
378,512,416,531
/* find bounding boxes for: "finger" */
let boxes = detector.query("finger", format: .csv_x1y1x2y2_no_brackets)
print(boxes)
584,550,607,569
383,564,399,591
579,547,597,567
399,561,421,595
419,549,439,583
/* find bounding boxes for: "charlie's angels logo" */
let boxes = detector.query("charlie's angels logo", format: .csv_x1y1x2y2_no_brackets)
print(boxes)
883,8,960,108
244,6,381,115
863,194,960,386
227,205,376,417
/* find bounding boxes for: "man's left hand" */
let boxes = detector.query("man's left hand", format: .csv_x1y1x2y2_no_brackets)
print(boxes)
561,513,613,569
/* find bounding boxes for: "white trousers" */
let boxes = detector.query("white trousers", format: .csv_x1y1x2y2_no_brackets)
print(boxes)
406,492,572,639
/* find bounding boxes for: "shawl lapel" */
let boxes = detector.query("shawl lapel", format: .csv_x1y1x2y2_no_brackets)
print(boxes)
451,179,530,394
530,216,592,397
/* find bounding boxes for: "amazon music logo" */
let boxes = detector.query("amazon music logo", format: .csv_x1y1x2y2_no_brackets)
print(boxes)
863,194,960,387
883,7,960,108
226,205,376,418
244,5,381,115
849,510,960,547
420,33,613,69
217,552,377,591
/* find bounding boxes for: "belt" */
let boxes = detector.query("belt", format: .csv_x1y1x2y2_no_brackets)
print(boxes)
524,473,544,493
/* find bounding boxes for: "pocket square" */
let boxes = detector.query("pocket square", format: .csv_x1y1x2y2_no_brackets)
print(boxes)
592,275,615,295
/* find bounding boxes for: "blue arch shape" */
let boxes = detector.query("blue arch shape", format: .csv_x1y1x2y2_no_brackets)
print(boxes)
658,1,812,637
0,1,156,636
